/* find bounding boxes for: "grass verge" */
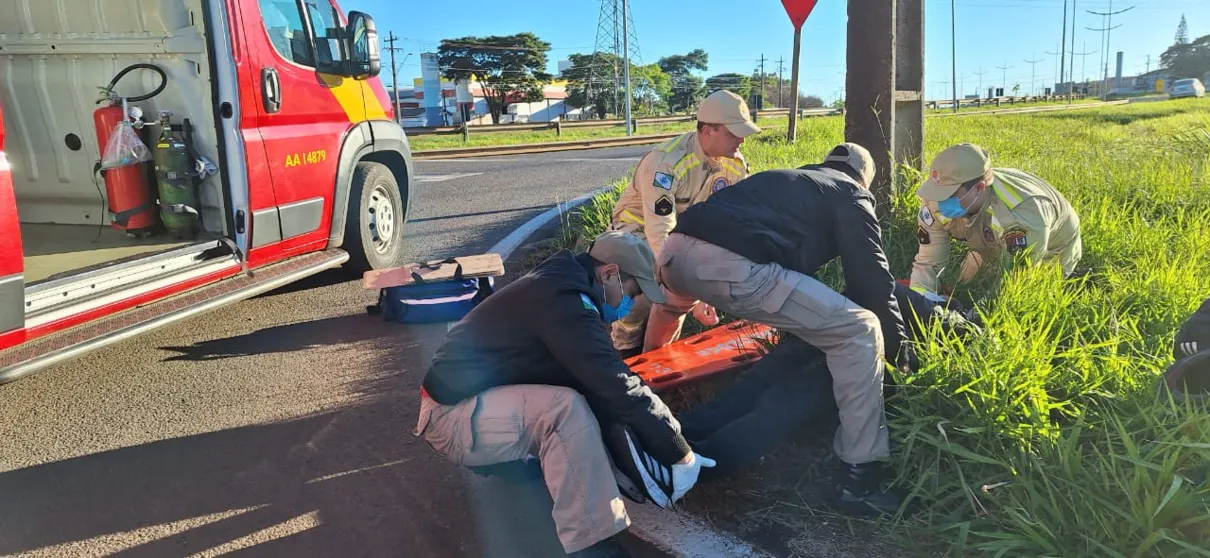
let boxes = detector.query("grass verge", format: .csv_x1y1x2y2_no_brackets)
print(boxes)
407,117,788,151
516,98,1210,557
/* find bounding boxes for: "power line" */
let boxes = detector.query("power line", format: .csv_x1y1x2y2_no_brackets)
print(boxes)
1088,1,1134,97
996,60,1014,92
1024,54,1046,95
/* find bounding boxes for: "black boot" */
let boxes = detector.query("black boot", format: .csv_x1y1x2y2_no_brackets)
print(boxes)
567,535,632,558
830,460,903,516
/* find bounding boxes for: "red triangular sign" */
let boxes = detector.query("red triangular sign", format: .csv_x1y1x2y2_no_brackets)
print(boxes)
782,0,820,29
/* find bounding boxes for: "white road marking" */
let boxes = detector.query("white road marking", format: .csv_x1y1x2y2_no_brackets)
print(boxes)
626,503,775,557
414,173,483,183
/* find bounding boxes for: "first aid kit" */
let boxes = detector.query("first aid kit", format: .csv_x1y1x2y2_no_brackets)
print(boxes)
365,256,503,324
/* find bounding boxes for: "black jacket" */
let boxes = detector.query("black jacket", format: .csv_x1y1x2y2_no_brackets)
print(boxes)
673,163,909,363
421,251,692,466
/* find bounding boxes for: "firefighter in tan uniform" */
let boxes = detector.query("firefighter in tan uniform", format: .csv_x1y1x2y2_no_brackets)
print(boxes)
910,143,1082,294
608,90,761,355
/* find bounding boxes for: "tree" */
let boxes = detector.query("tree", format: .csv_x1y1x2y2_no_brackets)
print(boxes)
1161,32,1210,79
658,49,709,113
705,73,751,99
562,51,619,119
798,94,824,109
1176,14,1190,45
437,33,552,124
631,63,672,116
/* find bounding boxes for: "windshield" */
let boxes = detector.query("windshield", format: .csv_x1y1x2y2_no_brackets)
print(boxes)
1174,79,1195,86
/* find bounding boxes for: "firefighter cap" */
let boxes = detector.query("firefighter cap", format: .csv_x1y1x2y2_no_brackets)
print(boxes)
824,142,877,188
917,143,993,201
588,231,667,305
697,90,762,138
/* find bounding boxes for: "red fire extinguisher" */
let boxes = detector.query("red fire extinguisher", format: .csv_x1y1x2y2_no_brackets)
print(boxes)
93,64,167,234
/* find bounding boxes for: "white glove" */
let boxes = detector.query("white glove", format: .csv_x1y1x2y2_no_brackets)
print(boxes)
669,452,716,505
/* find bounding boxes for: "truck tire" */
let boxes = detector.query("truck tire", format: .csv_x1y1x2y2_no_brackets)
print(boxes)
344,161,406,272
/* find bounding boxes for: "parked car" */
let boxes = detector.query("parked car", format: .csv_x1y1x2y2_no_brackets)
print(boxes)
1170,78,1206,99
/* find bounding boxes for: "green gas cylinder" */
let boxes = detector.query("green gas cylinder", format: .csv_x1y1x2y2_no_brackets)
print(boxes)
153,111,200,236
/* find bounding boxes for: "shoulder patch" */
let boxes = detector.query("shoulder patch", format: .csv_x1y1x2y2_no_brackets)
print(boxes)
917,226,931,245
1004,227,1028,254
580,294,600,315
712,177,729,193
919,205,935,226
653,172,674,190
654,195,674,216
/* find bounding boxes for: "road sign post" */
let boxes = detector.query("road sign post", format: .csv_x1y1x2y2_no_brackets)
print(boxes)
781,0,819,142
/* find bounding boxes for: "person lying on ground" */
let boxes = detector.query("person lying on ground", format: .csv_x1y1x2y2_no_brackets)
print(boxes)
412,231,715,558
606,90,760,357
640,142,916,515
911,143,1083,295
680,282,982,484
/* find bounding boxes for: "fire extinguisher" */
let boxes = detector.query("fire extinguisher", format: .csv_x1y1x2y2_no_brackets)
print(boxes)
93,63,167,235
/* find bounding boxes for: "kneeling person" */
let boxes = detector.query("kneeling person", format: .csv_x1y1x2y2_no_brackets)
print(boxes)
911,143,1082,294
648,143,914,514
414,231,714,557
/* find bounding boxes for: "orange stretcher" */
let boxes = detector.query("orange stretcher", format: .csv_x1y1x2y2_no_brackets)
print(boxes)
626,320,777,392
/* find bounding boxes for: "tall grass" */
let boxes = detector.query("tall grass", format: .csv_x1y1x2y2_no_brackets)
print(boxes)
566,98,1210,556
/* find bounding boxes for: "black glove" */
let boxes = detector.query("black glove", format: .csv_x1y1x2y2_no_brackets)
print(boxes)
896,343,919,376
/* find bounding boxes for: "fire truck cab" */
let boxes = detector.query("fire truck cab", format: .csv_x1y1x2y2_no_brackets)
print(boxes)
0,0,413,382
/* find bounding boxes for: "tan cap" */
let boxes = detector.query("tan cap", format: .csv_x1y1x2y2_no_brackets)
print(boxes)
824,142,876,187
917,143,993,201
588,231,667,304
697,90,762,138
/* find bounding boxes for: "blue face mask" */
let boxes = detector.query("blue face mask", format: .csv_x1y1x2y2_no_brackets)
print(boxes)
936,186,978,219
601,273,634,323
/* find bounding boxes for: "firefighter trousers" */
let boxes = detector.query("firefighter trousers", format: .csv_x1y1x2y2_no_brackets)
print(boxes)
650,232,891,465
414,385,630,553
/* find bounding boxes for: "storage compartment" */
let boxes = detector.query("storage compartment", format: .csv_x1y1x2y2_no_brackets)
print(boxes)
0,0,228,286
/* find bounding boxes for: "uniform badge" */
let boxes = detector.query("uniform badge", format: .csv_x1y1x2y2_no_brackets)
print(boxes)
653,172,674,190
919,206,935,226
917,226,931,245
579,294,599,315
983,226,996,244
1004,227,1028,254
654,195,674,216
712,177,729,192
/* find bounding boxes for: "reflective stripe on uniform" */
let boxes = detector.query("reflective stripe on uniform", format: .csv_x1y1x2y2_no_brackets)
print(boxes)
720,159,744,176
673,153,700,180
988,211,1004,234
659,134,687,153
620,209,645,226
993,179,1024,208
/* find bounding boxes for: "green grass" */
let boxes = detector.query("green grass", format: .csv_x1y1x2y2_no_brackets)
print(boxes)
407,116,790,151
560,98,1210,557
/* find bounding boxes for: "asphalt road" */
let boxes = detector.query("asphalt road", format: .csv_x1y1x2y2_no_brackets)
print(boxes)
0,145,652,558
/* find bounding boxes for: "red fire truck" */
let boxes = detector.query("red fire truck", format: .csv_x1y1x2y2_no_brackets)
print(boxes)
0,0,413,383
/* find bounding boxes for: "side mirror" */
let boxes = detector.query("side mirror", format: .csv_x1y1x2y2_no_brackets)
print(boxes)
346,11,380,80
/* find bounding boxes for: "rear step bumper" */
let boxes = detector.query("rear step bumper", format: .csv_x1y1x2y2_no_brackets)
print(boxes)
0,250,348,385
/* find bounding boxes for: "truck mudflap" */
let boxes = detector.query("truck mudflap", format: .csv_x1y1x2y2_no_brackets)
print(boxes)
0,250,348,385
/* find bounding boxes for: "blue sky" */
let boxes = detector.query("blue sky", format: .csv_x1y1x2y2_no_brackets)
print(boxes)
344,0,1207,103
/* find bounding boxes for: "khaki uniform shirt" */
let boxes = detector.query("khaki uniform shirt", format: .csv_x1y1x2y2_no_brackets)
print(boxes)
910,167,1082,293
611,131,749,256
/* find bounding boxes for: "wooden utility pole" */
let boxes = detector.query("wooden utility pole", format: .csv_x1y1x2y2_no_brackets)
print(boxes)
385,32,402,123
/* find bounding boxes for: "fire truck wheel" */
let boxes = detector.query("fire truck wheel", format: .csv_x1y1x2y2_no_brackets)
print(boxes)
345,161,406,271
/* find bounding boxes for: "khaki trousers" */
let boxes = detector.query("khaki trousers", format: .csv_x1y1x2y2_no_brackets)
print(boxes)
650,233,891,465
414,385,630,553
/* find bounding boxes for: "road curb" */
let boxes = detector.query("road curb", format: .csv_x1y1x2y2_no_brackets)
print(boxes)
487,186,613,261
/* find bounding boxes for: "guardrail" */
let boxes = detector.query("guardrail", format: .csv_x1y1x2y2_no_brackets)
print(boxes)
403,108,839,137
926,94,1088,110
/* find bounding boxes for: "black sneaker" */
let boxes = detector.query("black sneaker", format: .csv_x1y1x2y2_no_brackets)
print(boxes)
603,423,675,508
831,460,903,516
567,535,632,558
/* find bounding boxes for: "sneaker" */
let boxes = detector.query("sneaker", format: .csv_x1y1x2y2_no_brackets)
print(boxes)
603,423,675,508
567,535,632,558
830,460,903,516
